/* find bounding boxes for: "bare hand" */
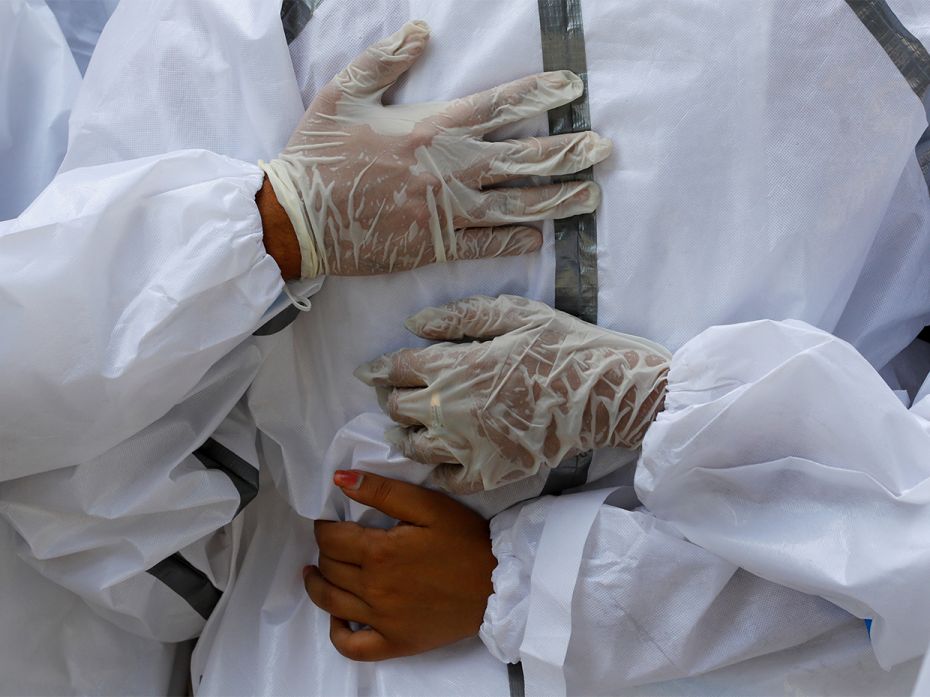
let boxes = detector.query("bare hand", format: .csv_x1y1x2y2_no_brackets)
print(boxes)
304,470,496,660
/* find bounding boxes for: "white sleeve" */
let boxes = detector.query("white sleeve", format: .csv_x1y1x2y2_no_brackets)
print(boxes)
636,319,930,670
480,496,851,691
0,342,266,642
0,150,284,481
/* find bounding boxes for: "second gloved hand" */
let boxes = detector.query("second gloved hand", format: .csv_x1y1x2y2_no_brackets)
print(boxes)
259,21,611,279
356,295,671,493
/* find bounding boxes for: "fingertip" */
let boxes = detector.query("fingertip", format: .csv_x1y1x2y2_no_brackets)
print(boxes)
408,19,431,34
334,470,364,491
404,307,439,338
549,69,584,96
587,133,613,163
584,182,602,210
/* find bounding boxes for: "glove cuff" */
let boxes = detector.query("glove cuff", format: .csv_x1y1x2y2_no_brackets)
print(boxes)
258,158,324,279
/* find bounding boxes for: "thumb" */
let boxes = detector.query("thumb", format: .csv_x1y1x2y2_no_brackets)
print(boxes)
333,470,449,526
336,20,430,99
405,294,546,341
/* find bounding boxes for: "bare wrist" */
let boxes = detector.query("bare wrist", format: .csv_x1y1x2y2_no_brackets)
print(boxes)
257,175,301,280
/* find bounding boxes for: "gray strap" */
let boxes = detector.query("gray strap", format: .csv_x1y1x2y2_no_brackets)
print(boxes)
147,553,222,620
253,304,301,336
146,440,257,619
193,438,259,514
507,662,526,697
538,0,598,325
281,0,323,45
846,0,930,103
846,0,930,193
538,0,596,497
540,451,593,497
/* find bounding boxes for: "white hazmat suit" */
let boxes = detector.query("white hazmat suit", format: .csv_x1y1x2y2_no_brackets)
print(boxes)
1,0,930,695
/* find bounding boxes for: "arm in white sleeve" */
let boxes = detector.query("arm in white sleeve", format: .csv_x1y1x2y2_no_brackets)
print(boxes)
0,150,284,480
480,495,851,691
636,319,930,670
0,337,268,642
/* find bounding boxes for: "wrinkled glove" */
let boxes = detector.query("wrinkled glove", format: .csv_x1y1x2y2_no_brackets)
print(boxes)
355,295,671,493
259,21,611,279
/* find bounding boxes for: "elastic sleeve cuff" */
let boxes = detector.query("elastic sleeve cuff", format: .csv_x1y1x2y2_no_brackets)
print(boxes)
479,498,553,663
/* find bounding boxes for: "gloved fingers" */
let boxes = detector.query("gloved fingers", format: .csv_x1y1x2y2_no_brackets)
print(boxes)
355,348,431,388
385,388,427,427
318,554,365,599
446,225,542,261
304,566,372,625
396,428,457,465
326,20,430,103
440,70,583,135
405,294,546,340
476,132,613,186
461,180,600,227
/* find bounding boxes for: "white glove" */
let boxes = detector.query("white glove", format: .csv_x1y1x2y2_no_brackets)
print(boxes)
259,21,611,279
355,295,671,493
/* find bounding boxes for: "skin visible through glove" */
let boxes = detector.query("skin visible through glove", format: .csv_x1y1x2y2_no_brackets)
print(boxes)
260,21,612,279
358,295,671,494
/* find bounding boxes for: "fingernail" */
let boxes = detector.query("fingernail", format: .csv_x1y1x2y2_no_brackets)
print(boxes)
587,134,613,161
410,19,430,32
550,70,584,94
334,470,364,491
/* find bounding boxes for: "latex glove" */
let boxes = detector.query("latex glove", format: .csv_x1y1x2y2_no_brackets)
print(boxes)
306,470,495,661
356,295,671,493
259,21,611,279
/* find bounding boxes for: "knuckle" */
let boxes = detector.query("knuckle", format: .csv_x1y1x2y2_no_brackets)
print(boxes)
365,539,392,566
370,480,395,512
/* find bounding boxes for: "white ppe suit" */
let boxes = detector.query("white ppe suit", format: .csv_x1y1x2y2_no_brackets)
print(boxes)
1,0,929,695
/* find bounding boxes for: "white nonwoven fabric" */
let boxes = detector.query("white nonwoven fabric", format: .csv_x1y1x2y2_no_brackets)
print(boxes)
0,0,80,219
0,0,323,675
0,2,185,694
232,1,930,692
638,320,930,670
45,0,119,75
3,0,928,694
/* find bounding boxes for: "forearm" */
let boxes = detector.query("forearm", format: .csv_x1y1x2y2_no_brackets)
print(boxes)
637,319,930,669
0,351,262,641
482,498,849,691
0,150,283,479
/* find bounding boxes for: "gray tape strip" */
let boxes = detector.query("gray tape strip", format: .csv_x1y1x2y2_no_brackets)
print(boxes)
538,0,598,325
253,304,301,336
846,0,930,102
507,662,526,697
281,0,323,45
193,438,259,514
846,1,930,193
540,451,594,497
147,553,222,620
538,0,596,496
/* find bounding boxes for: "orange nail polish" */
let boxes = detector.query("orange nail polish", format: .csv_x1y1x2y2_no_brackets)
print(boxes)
334,470,363,490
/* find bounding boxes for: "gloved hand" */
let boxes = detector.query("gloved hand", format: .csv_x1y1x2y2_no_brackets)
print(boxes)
259,21,611,279
355,295,671,493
